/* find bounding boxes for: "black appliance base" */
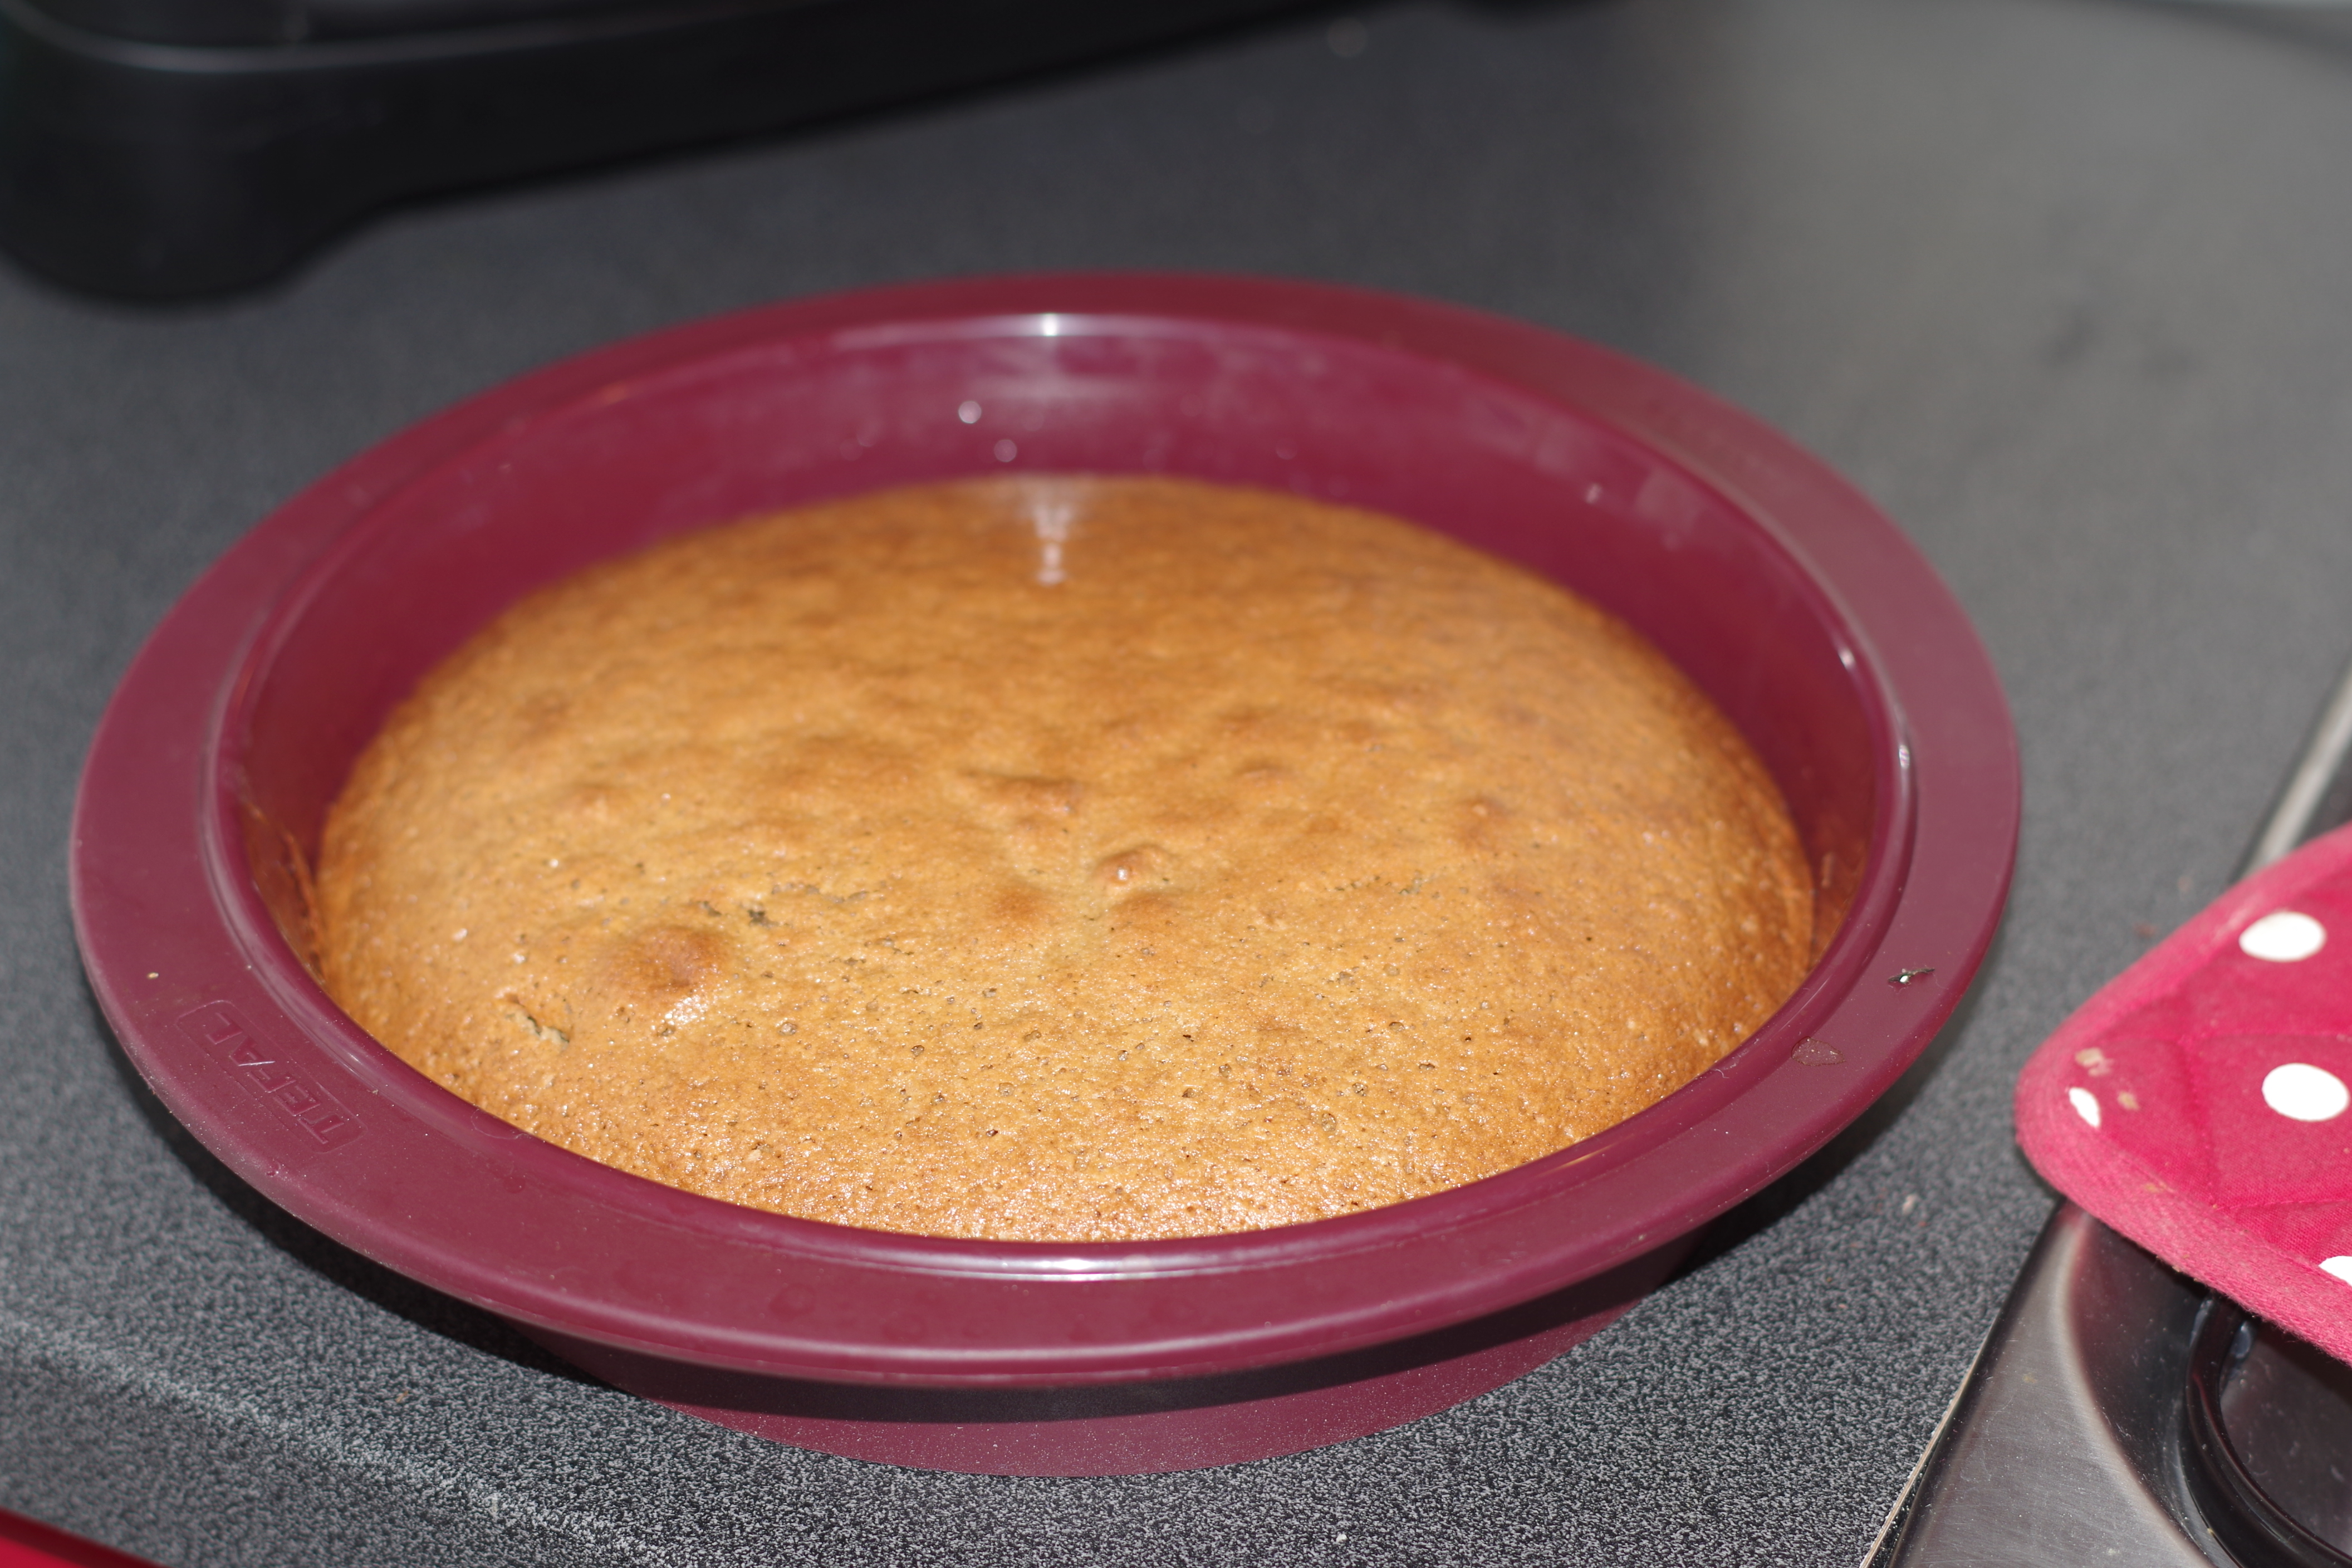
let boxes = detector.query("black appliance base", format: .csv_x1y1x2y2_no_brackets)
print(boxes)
0,0,1300,298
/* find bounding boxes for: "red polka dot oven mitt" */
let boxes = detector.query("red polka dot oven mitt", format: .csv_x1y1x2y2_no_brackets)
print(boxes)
2017,821,2352,1364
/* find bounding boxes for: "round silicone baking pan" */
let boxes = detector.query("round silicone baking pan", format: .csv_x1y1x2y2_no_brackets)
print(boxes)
71,273,2018,1476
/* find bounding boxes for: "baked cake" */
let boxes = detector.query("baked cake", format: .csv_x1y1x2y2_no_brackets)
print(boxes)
316,475,1815,1242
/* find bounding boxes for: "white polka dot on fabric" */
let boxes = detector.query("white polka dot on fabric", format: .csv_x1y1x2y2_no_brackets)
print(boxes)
2068,1086,2101,1129
2322,1257,2352,1286
2262,1062,2350,1123
2241,910,2326,962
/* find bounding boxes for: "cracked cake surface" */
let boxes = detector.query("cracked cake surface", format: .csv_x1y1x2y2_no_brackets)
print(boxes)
316,474,1814,1242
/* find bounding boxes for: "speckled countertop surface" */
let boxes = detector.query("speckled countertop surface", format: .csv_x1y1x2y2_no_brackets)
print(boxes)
7,0,2352,1561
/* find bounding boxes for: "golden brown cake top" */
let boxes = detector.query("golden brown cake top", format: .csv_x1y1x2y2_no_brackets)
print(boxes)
317,475,1814,1242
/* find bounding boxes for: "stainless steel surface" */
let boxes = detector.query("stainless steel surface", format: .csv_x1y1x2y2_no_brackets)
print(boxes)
2183,1301,2352,1567
1874,1206,2223,1566
2222,1326,2352,1551
2246,657,2352,872
1878,649,2352,1565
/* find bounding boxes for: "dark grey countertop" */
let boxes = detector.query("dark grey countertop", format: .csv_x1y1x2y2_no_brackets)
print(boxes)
7,0,2352,1561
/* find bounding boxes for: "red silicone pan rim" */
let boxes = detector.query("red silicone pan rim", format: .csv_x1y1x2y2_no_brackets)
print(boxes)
71,272,2017,1388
